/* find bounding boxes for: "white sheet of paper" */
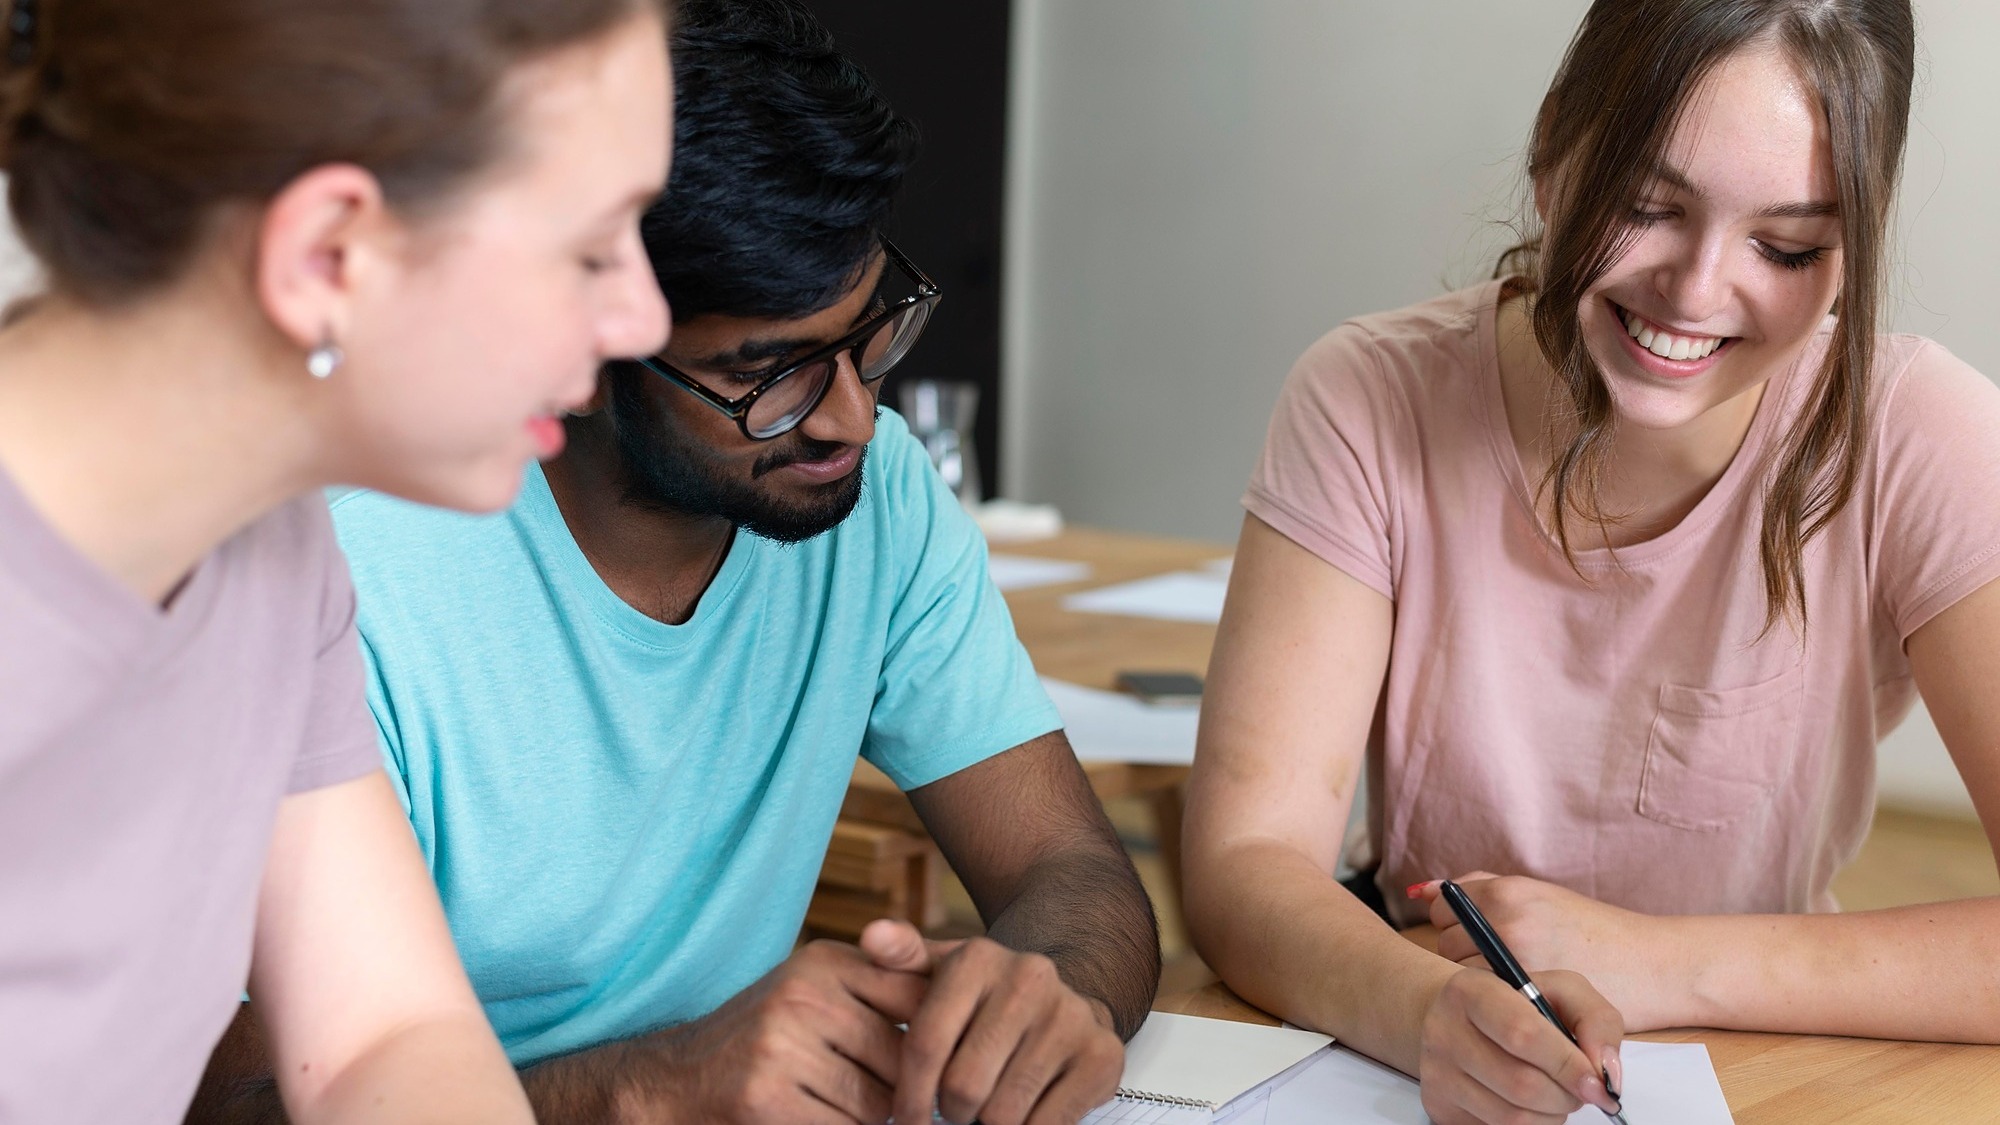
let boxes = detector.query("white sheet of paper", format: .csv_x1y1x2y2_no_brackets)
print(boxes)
988,553,1093,591
1253,1040,1732,1124
1063,570,1229,624
1257,1045,1423,1124
1042,677,1200,765
1570,1042,1733,1124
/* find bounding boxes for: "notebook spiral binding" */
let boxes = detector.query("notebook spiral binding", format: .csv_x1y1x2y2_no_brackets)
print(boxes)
1114,1086,1217,1110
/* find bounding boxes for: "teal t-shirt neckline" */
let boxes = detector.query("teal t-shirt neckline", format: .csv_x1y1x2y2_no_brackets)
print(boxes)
512,463,751,654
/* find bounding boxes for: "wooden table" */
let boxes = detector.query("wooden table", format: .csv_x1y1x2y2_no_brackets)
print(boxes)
979,526,1232,688
812,527,1230,938
1157,927,2000,1124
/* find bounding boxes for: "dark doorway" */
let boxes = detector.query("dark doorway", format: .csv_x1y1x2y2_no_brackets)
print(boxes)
808,1,1012,499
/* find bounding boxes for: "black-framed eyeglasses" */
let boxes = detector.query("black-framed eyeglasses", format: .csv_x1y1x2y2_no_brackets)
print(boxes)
635,239,941,441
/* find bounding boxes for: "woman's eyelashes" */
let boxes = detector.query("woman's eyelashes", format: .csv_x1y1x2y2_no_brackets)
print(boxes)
1625,208,1830,273
1754,241,1828,272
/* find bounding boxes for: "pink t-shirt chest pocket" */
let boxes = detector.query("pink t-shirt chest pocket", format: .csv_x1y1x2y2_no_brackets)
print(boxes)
1636,664,1805,832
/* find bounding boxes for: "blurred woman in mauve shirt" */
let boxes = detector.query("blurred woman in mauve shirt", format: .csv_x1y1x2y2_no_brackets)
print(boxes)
0,0,673,1120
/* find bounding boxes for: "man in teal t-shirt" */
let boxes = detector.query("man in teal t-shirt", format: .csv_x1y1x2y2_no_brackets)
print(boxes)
188,4,1159,1125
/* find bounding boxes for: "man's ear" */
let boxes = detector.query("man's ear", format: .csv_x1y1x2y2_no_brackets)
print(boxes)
253,163,388,353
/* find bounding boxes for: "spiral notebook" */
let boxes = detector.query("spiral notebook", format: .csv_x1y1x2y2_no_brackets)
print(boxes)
1082,1013,1335,1123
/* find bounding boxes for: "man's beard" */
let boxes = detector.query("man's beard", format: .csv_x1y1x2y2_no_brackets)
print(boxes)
606,366,867,544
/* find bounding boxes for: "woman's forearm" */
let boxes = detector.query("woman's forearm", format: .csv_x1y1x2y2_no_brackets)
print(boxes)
295,1013,534,1125
1668,896,2000,1042
1186,837,1457,1074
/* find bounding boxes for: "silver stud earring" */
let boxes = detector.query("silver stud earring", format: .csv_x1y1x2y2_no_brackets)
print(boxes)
306,336,344,380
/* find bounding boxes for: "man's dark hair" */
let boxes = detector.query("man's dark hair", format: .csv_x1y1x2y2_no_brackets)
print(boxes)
647,0,918,321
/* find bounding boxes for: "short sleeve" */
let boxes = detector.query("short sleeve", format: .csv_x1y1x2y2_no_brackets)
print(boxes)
355,632,416,821
1871,339,2000,640
1242,323,1402,599
860,424,1063,791
287,501,390,794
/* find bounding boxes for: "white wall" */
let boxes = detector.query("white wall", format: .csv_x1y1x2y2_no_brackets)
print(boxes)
1005,1,2000,816
1004,1,1593,537
0,205,36,302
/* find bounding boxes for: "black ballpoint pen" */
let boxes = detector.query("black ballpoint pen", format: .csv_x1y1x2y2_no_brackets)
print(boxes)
1438,880,1630,1125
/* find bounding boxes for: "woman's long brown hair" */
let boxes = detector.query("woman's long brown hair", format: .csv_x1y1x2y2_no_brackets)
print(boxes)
0,0,664,307
1502,0,1914,633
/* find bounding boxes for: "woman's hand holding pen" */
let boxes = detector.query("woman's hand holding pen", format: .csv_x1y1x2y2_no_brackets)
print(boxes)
1405,876,1630,1124
1414,872,1683,1032
1417,966,1627,1125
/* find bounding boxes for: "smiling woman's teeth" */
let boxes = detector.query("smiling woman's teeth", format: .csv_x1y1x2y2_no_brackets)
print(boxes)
1622,309,1723,361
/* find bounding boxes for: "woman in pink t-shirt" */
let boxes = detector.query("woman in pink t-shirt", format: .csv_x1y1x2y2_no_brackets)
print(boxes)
0,0,671,1122
1185,2,2000,1123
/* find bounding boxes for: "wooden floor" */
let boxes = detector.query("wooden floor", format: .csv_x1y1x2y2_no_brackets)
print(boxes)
935,802,1999,1000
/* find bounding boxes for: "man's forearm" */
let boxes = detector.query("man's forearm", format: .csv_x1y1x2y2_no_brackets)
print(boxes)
184,1005,288,1125
521,1035,673,1125
911,732,1165,1041
982,845,1161,1040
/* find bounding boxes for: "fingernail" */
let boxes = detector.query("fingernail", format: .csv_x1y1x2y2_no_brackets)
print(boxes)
1404,881,1435,900
1580,1074,1611,1109
1603,1052,1624,1099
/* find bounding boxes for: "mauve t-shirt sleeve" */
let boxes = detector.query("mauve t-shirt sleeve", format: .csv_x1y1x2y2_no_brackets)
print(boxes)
1872,340,2000,641
288,501,387,794
1243,323,1400,599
